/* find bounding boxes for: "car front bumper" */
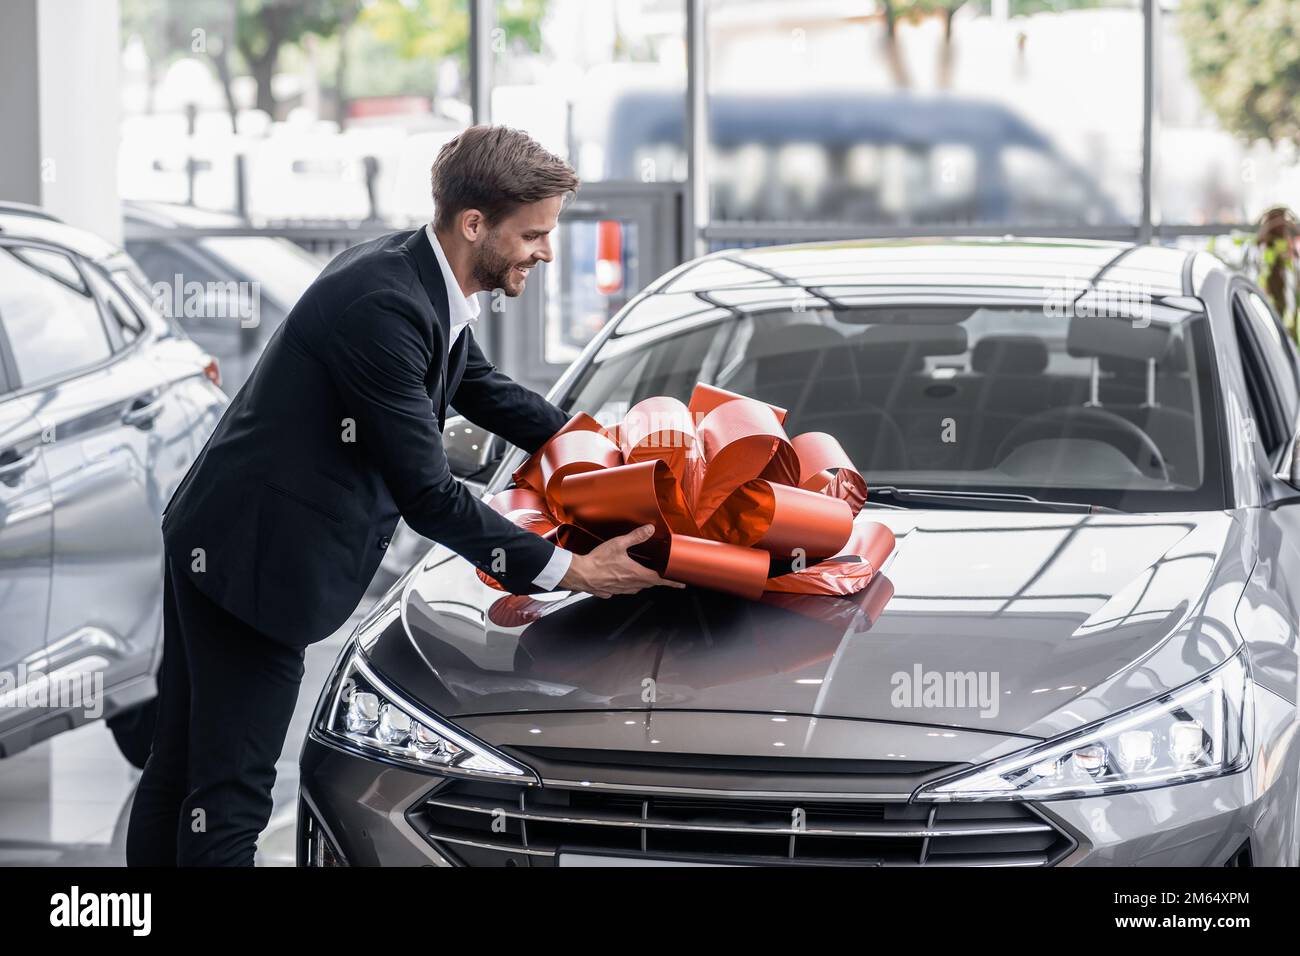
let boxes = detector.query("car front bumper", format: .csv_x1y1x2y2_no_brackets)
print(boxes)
298,692,1298,867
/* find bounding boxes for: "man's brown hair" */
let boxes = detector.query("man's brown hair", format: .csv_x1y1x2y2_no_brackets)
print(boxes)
430,125,579,231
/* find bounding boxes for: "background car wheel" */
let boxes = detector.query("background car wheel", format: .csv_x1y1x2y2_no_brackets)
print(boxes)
106,697,158,769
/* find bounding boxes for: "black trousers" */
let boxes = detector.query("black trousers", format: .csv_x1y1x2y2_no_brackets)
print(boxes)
126,547,306,866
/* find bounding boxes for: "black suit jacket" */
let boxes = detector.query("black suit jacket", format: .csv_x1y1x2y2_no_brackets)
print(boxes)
162,228,569,647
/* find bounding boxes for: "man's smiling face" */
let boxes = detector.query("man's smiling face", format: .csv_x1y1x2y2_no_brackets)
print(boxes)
470,194,562,297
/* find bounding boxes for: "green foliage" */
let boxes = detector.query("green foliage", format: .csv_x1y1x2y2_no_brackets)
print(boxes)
233,0,353,66
960,0,1108,15
1180,0,1300,146
1004,0,1108,12
123,0,551,106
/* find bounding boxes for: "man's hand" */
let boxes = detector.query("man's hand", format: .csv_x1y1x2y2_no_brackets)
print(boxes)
558,524,686,599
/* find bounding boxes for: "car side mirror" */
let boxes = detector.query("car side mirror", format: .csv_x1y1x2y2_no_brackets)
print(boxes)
1290,432,1300,488
442,415,501,480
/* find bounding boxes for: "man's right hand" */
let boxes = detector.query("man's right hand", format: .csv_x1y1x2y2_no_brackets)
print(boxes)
558,524,686,599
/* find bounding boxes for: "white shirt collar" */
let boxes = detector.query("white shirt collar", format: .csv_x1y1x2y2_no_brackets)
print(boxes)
425,222,480,345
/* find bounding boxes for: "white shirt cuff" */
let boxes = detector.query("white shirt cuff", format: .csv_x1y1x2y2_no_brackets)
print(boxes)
531,545,573,591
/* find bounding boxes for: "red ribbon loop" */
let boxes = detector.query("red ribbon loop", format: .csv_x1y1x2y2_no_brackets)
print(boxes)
480,384,895,599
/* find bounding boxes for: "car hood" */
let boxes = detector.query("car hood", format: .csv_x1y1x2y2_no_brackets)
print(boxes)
361,509,1249,738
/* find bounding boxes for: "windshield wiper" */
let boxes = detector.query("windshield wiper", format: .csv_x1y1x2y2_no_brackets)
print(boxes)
866,486,1127,514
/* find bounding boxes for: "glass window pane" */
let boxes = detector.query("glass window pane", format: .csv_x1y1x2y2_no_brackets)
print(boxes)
704,0,1143,229
544,218,640,363
563,293,1223,513
86,267,146,347
1157,3,1300,225
0,247,112,386
492,0,687,184
1245,291,1299,418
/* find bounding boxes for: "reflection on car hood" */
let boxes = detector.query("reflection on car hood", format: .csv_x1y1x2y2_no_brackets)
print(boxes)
361,510,1248,738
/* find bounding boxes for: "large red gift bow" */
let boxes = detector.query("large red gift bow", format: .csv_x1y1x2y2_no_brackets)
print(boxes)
478,383,895,600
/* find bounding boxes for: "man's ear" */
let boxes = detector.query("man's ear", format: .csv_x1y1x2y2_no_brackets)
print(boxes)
458,208,486,243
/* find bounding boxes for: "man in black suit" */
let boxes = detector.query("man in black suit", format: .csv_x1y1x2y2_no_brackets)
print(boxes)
126,125,680,866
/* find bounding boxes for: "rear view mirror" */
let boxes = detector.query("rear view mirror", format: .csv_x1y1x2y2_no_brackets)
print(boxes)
1066,314,1170,361
853,323,969,354
443,415,501,480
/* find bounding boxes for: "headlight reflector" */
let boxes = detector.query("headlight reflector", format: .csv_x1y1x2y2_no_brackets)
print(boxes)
917,654,1251,801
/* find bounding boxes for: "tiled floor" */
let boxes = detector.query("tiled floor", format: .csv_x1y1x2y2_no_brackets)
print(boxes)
0,610,364,867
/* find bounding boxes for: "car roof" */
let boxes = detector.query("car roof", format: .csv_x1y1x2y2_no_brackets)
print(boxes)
123,200,245,231
657,237,1195,301
0,211,121,262
0,201,64,222
607,91,1052,151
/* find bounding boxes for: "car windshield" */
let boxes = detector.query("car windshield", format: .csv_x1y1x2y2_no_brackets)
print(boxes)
549,292,1227,514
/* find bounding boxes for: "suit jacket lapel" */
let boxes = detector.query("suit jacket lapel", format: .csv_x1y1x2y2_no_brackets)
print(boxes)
401,228,455,423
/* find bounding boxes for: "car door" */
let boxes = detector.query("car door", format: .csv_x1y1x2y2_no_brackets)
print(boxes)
0,241,189,688
1227,281,1300,705
0,329,54,728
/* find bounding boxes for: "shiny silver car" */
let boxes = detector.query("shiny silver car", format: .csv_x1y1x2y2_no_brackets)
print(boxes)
123,200,324,396
300,238,1300,867
0,206,226,766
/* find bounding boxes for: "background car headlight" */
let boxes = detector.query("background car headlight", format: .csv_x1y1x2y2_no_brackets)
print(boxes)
916,653,1252,801
317,645,532,779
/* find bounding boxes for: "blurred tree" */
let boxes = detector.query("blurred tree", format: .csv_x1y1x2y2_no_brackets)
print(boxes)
1180,0,1300,147
328,1,365,122
1004,0,1106,12
877,1,914,89
123,0,358,125
233,0,355,118
204,0,243,130
900,1,964,88
359,0,547,99
121,0,187,112
881,1,1109,90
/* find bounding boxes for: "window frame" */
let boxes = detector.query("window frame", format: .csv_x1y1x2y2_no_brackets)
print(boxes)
1242,288,1300,420
0,238,131,396
1228,280,1290,468
83,260,149,354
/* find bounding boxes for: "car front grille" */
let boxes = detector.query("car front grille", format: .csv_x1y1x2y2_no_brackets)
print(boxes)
409,778,1074,867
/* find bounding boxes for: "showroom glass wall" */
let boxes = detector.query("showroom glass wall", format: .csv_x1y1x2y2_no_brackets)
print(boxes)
117,1,1299,380
466,0,1295,368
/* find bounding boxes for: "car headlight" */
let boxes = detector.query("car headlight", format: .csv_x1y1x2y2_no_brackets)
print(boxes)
317,645,533,780
916,653,1252,801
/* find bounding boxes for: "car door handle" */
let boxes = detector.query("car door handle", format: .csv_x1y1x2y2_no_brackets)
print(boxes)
122,396,166,429
0,448,39,486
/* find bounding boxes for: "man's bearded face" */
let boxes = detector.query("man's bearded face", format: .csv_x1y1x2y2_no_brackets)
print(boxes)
470,226,534,297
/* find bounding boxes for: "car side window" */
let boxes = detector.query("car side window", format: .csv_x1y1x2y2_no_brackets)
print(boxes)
0,245,113,388
1243,291,1299,420
126,241,236,334
85,266,145,349
1230,290,1287,460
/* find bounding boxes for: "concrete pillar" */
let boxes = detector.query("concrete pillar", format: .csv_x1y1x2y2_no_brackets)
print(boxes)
0,0,122,245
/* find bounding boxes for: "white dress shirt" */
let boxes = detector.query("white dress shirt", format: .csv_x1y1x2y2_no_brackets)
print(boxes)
425,223,573,592
426,222,480,347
